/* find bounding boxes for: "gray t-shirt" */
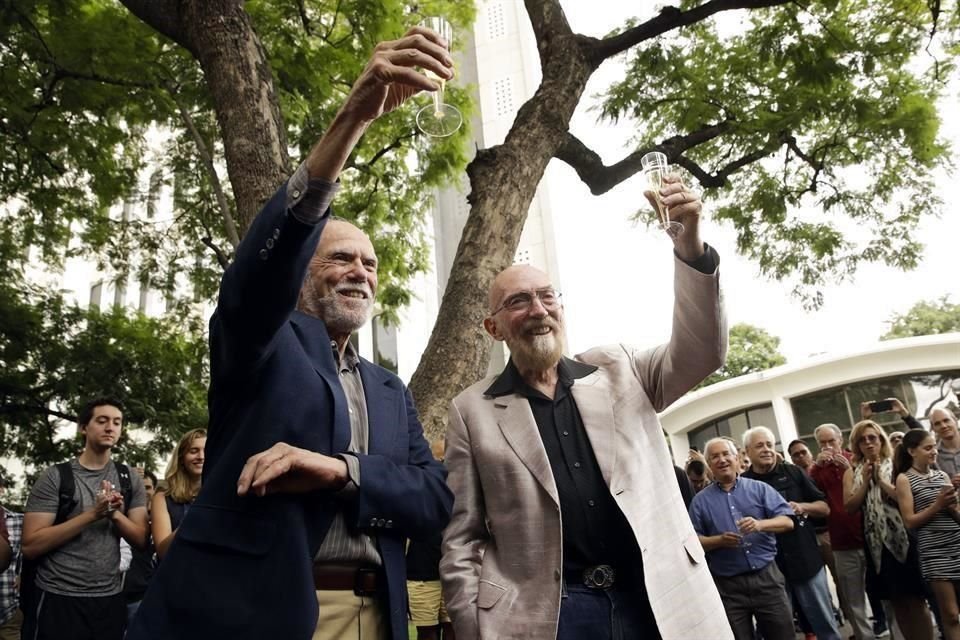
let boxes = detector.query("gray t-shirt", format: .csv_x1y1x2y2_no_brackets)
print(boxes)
25,459,146,596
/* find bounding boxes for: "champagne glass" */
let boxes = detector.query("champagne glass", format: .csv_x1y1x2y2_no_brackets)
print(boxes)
729,505,753,548
641,151,684,238
416,17,462,138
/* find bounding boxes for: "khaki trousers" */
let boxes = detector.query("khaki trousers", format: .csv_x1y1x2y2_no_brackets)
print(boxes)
0,608,23,640
313,589,387,640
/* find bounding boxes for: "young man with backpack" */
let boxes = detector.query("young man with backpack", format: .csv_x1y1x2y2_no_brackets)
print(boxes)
21,397,148,640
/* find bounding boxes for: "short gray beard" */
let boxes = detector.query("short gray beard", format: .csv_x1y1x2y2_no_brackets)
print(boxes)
510,329,566,372
299,279,372,334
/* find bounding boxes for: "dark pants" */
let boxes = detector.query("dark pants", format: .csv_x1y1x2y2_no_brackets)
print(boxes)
34,590,126,640
713,562,795,640
556,584,662,640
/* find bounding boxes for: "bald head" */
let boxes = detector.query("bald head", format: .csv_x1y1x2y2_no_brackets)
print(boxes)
488,265,551,314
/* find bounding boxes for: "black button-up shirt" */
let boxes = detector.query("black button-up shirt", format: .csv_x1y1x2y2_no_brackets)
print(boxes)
742,462,826,582
485,357,644,586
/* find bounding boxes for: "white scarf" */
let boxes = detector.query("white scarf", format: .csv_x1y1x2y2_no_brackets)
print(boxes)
852,458,910,569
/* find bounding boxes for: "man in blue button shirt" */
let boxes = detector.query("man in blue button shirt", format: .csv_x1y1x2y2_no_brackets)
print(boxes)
689,437,796,640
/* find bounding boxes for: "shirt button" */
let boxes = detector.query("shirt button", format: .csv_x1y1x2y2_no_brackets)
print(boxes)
573,462,581,469
259,249,269,260
369,518,377,527
562,431,569,436
588,500,595,507
273,228,281,239
266,238,275,249
291,189,301,198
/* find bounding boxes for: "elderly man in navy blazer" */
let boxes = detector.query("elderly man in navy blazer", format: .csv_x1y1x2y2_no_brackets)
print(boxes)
127,26,454,640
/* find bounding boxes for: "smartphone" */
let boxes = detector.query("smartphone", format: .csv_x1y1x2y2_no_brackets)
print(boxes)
870,399,893,413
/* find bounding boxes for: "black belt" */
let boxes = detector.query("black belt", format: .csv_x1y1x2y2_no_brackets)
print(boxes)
312,564,380,596
564,564,618,590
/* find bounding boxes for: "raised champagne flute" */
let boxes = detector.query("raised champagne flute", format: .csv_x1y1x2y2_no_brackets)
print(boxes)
416,17,462,138
641,151,684,238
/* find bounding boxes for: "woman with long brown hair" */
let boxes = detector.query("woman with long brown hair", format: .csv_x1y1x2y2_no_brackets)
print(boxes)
843,419,932,640
895,428,960,640
152,429,206,560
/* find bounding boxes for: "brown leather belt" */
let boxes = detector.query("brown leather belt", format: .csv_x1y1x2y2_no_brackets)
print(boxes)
312,564,380,596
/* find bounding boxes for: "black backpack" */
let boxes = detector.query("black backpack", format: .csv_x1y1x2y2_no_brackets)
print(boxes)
19,460,133,638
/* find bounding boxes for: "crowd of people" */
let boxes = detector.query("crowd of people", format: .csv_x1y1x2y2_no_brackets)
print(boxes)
0,21,958,640
683,402,960,640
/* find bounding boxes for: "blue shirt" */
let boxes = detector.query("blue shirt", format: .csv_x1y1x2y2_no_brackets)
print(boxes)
688,476,793,577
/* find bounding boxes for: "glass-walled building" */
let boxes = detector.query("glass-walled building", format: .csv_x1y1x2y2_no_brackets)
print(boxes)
660,333,960,463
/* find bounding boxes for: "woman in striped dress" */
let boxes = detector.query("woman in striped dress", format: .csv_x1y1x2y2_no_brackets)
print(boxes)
894,428,960,640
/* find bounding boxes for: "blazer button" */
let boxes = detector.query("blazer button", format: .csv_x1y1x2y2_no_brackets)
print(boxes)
385,520,393,529
259,249,269,260
273,228,280,239
266,238,275,249
377,519,386,527
369,517,378,527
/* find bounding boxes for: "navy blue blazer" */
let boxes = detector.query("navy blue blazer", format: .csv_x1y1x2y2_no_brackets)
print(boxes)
128,182,453,639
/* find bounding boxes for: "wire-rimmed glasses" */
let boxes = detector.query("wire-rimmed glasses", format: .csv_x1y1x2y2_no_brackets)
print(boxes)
489,288,562,316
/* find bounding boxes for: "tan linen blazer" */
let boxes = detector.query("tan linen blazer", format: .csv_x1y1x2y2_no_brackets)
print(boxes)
441,256,732,640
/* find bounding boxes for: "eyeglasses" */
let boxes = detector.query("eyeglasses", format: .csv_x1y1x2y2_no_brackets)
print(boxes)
489,288,562,315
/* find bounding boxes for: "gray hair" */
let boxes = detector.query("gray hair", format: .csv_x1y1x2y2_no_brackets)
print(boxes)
814,423,843,441
742,426,776,450
704,437,739,458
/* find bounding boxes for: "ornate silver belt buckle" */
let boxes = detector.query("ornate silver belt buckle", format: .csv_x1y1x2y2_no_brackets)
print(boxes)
582,564,615,589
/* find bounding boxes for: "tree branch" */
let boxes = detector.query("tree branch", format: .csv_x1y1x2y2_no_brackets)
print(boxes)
118,0,193,54
346,131,418,172
295,0,314,35
0,403,76,423
200,236,231,269
589,0,793,64
166,85,241,249
554,121,730,194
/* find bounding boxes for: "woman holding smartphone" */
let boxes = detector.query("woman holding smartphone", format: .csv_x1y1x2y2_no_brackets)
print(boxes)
895,429,960,640
843,420,932,640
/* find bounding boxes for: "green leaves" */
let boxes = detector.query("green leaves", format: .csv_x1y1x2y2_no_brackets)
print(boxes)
696,323,788,389
882,296,960,339
606,0,955,305
0,265,208,477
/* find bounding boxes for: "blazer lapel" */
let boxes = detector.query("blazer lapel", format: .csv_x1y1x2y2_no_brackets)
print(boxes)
494,394,560,506
570,371,617,487
358,361,400,455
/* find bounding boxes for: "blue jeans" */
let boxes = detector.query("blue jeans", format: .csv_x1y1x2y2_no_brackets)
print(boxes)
790,567,841,640
556,584,661,640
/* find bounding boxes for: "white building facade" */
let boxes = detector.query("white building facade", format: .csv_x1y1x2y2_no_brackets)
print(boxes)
661,333,960,465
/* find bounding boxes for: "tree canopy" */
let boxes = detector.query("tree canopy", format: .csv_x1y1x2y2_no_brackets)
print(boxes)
882,296,960,339
2,0,958,455
0,258,208,480
696,323,788,388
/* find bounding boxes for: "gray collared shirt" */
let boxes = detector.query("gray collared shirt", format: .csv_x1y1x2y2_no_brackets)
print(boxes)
313,341,381,566
937,441,960,478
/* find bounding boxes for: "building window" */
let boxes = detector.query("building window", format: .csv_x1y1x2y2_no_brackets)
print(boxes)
791,369,960,452
372,315,398,374
494,77,514,117
688,404,780,453
486,3,507,40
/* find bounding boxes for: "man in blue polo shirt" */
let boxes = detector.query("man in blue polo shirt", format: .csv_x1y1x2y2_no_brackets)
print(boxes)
689,437,796,640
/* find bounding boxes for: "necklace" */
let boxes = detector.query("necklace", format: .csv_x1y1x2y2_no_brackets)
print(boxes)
910,465,933,477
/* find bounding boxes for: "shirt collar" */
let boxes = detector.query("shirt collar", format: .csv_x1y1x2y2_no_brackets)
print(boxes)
331,340,360,373
485,356,597,398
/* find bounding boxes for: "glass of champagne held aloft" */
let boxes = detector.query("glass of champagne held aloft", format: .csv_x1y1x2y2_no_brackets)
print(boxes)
416,17,462,138
641,151,684,238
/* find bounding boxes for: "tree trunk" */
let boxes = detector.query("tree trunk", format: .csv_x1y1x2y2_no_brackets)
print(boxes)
408,32,595,442
179,1,290,235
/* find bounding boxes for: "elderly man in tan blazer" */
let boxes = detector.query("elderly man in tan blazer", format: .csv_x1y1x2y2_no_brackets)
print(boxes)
441,175,732,640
